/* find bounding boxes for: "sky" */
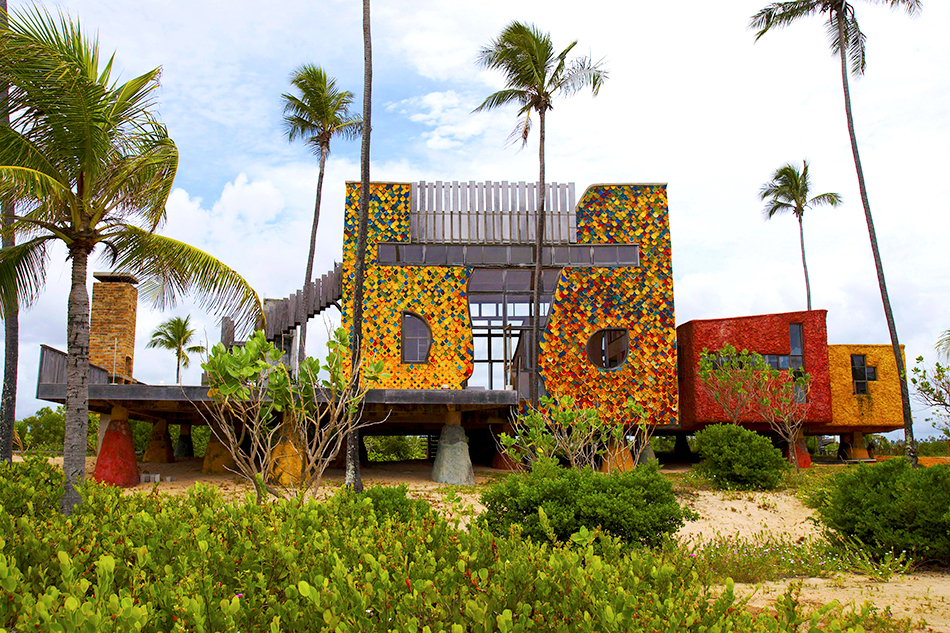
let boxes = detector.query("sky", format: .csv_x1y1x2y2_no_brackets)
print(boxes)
4,0,949,440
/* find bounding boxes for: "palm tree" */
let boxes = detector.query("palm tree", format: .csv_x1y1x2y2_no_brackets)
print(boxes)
146,315,205,384
476,22,607,405
282,66,361,367
936,330,950,361
751,0,921,465
0,0,16,465
760,160,841,311
0,7,264,513
345,0,374,493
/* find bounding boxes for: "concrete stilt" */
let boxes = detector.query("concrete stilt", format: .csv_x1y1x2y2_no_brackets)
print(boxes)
490,422,520,470
143,420,175,463
270,427,305,486
431,410,475,485
789,430,812,468
96,412,111,455
174,423,194,459
92,406,139,487
202,421,236,474
673,434,692,460
850,431,870,459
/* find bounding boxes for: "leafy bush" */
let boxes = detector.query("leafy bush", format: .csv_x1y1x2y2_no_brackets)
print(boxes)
0,468,905,631
0,455,64,520
694,424,789,490
14,406,99,454
478,458,691,546
364,435,427,461
816,458,950,564
360,484,433,522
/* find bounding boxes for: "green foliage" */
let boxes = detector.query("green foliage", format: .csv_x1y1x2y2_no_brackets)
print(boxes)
359,485,433,523
911,356,950,440
0,455,64,520
499,395,650,470
478,458,691,546
15,406,100,455
364,435,427,461
0,466,905,632
816,458,950,564
694,424,790,490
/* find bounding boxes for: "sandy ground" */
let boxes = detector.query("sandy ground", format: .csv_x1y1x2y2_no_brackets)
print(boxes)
39,455,950,631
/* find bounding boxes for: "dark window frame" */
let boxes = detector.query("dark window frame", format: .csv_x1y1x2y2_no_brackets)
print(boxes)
401,311,432,365
851,354,877,395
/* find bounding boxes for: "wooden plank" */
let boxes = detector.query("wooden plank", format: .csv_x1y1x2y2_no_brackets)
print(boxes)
568,182,577,243
451,181,460,243
559,183,568,243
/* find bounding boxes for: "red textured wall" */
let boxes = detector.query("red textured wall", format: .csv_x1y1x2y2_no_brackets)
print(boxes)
676,310,833,430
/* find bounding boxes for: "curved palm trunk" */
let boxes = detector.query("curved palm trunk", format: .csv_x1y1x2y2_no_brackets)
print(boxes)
798,215,812,311
0,0,18,464
835,8,916,465
530,109,546,406
298,145,329,367
176,352,182,385
62,247,92,514
345,0,373,493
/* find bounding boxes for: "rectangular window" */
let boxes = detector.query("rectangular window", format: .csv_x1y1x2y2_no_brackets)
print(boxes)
851,354,876,395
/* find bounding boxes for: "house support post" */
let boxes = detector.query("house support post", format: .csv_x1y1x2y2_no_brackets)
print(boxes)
92,405,139,488
174,423,194,459
202,420,237,474
431,407,475,485
143,419,175,463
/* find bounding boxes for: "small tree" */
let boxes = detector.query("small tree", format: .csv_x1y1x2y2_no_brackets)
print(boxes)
497,395,651,471
697,345,771,424
756,367,812,468
202,328,386,503
910,356,950,448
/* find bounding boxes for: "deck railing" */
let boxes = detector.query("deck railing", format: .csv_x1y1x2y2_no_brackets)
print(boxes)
410,181,576,244
37,345,112,386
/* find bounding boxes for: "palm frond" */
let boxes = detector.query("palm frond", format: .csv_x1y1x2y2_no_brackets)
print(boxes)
474,88,529,113
559,56,609,96
0,235,51,316
809,191,842,207
869,0,921,15
281,64,361,157
109,227,264,336
750,0,823,40
937,329,950,361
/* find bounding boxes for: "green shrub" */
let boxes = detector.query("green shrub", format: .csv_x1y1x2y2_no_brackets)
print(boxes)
816,458,950,564
360,484,433,522
478,458,691,546
363,435,427,461
694,424,789,490
0,455,64,520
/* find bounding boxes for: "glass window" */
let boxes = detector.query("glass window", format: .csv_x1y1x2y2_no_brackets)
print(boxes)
569,246,590,265
505,270,532,292
542,270,561,293
469,269,503,292
789,324,804,356
617,245,639,266
586,329,629,369
402,312,431,364
399,244,424,264
447,246,465,264
510,246,533,265
592,246,618,265
377,243,397,263
851,354,876,395
425,245,447,265
866,367,877,381
552,246,570,265
483,246,508,265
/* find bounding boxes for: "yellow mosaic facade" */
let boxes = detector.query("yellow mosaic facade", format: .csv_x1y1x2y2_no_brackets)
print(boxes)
828,344,905,432
341,183,473,389
540,185,677,425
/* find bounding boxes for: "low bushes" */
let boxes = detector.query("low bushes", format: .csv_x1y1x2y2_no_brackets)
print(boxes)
478,458,692,546
816,458,950,564
694,424,789,490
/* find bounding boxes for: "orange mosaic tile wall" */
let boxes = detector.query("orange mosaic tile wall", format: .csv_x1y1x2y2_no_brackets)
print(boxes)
341,182,473,389
828,344,905,433
540,185,677,426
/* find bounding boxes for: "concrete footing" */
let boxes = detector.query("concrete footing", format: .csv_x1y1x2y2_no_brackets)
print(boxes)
174,423,194,459
92,406,139,488
270,434,305,486
202,423,236,474
143,420,175,463
431,411,475,485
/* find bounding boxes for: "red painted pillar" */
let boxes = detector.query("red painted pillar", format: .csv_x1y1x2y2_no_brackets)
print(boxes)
92,405,139,487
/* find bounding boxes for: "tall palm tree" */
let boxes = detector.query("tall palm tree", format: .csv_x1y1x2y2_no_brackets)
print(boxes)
476,22,607,405
751,0,921,465
146,315,205,384
0,0,16,464
282,66,361,367
0,7,264,513
345,0,373,493
760,160,841,310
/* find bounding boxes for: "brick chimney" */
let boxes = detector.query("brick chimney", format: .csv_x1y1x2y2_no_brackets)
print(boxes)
89,272,139,382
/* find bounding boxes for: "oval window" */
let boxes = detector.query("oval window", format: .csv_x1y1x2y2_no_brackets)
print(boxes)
586,329,629,369
401,312,431,364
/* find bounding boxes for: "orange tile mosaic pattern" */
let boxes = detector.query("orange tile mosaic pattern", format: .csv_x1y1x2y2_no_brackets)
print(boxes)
341,183,473,389
540,185,677,425
827,344,905,432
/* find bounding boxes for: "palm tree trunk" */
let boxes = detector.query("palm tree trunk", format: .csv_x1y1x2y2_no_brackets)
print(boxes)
176,353,182,385
0,0,18,464
835,8,917,465
798,215,812,311
298,145,329,367
530,109,546,407
345,0,373,493
62,246,92,514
